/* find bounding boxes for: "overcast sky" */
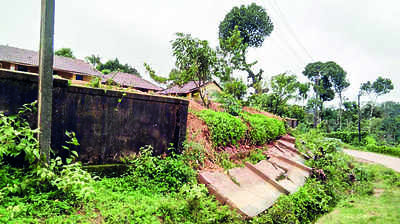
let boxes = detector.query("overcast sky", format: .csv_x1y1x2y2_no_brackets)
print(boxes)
2,0,399,103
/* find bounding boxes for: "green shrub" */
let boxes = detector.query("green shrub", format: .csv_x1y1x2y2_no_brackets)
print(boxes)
324,131,368,144
364,144,400,157
120,146,196,193
241,113,286,145
215,92,242,116
0,103,95,222
196,110,247,146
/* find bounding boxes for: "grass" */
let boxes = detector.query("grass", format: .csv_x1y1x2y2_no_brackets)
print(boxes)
316,164,400,224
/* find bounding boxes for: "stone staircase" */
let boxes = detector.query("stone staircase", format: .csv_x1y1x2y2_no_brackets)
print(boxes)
198,135,311,217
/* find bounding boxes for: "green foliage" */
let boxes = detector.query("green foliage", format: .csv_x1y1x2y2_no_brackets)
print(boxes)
244,148,267,164
364,144,400,157
84,54,101,68
324,131,368,145
0,103,39,164
253,130,378,224
196,110,247,146
97,58,140,76
144,62,169,84
0,103,95,222
55,48,75,59
87,76,102,88
216,92,242,116
121,146,196,193
219,3,273,48
172,33,221,107
183,141,207,169
268,73,301,115
223,79,247,100
241,113,286,145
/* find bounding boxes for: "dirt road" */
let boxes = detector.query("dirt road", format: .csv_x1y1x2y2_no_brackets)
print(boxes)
344,149,400,172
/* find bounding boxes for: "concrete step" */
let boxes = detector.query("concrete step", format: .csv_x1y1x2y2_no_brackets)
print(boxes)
280,134,296,144
199,170,273,217
198,136,312,217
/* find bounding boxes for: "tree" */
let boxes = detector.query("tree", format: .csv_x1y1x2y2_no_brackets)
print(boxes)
325,61,350,130
218,3,273,92
172,33,220,108
297,82,310,108
372,76,394,101
219,3,274,48
85,54,101,68
55,48,75,58
97,58,140,77
223,78,247,100
269,73,300,115
303,61,335,127
361,77,393,117
144,62,169,84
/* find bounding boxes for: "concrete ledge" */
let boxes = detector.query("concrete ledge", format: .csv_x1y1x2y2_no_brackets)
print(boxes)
270,154,312,173
245,162,290,194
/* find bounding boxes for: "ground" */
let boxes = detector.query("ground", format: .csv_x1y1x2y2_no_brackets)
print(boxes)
344,149,400,172
316,150,400,224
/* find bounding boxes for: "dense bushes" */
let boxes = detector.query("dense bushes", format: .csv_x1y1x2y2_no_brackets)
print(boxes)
364,144,400,157
324,131,368,144
0,103,95,223
241,113,286,145
196,110,286,147
119,146,196,193
196,110,247,146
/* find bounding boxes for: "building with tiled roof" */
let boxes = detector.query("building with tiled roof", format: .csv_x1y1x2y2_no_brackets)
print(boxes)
158,80,222,101
0,45,102,82
102,71,162,92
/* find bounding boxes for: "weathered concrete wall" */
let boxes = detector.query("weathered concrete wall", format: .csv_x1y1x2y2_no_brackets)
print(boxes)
0,69,188,164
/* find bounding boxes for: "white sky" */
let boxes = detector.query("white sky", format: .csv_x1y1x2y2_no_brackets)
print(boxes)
1,0,399,103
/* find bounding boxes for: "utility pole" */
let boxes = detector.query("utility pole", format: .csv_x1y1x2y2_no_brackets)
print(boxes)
358,93,361,144
38,0,55,164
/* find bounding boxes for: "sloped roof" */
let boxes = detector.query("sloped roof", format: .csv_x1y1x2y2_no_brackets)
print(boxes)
159,81,220,95
103,71,162,91
0,45,102,77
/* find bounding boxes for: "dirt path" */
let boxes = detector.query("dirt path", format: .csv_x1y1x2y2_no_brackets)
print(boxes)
344,149,400,172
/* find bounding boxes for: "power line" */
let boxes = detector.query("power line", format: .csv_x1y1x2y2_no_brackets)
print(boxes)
270,0,314,61
264,0,313,63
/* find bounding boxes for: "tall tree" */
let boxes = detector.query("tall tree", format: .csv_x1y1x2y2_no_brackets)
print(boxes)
219,3,274,48
219,3,273,92
303,61,335,127
55,48,75,58
361,77,394,117
325,61,350,130
172,33,220,108
372,76,394,101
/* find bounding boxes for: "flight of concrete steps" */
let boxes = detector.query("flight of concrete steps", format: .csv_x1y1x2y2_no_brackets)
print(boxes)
198,135,311,217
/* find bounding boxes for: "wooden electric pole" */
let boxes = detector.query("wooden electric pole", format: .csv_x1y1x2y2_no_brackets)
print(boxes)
38,0,55,164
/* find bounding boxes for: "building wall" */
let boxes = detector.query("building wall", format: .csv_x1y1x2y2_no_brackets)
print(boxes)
0,70,188,165
192,82,222,103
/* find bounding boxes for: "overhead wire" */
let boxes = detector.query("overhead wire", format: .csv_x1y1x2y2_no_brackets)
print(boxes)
270,0,314,61
263,0,313,67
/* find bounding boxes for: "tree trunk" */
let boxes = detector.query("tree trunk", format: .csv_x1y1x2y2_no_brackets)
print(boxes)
38,0,55,165
195,80,208,108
